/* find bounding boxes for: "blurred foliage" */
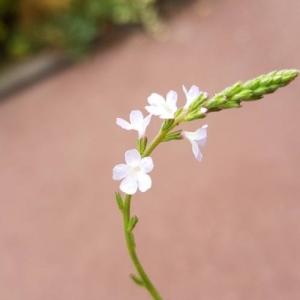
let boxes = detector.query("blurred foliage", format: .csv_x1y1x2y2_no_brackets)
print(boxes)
0,0,161,61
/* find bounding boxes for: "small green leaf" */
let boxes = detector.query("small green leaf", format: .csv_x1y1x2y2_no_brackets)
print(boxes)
130,274,144,286
128,216,138,231
115,192,124,212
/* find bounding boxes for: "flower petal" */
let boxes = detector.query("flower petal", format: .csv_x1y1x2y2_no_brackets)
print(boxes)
166,90,178,106
120,175,138,195
145,105,162,116
130,110,143,128
183,125,208,141
192,125,208,140
125,149,141,165
137,173,152,192
159,112,175,119
147,93,165,106
188,85,201,100
143,114,152,128
113,164,131,180
140,157,154,173
183,85,202,109
116,118,133,130
191,140,203,161
182,85,188,97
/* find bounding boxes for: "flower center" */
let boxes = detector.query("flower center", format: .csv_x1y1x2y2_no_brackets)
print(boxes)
163,103,173,114
133,166,140,172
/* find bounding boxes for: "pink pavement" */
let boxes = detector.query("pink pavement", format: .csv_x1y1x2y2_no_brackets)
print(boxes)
0,0,300,299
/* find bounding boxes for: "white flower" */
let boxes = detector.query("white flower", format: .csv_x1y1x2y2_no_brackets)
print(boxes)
145,90,178,119
113,149,154,195
116,110,152,138
182,125,208,161
183,85,203,110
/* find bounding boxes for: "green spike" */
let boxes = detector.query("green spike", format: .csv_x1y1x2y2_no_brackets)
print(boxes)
203,69,299,111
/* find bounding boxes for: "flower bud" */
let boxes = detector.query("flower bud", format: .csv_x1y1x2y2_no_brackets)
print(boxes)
218,101,241,109
189,92,209,110
137,137,147,154
163,130,183,142
204,94,227,109
231,89,253,102
184,108,208,121
161,119,175,131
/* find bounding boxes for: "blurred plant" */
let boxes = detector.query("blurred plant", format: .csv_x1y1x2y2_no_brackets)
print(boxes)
0,0,163,62
113,70,299,300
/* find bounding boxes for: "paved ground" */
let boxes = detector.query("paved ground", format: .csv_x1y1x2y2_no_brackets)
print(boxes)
0,0,300,299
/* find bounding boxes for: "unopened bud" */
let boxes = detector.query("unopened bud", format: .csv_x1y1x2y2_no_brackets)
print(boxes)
189,92,210,110
163,130,183,142
231,89,253,102
204,94,227,109
184,107,208,121
137,137,147,154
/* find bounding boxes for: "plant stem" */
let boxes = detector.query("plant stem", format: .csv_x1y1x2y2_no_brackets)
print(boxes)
123,194,164,300
142,130,165,157
143,120,178,157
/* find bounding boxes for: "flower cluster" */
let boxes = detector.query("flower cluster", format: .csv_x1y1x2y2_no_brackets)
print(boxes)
113,85,209,195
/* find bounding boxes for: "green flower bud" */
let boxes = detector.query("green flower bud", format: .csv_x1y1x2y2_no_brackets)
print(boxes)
218,101,241,109
231,90,253,102
174,107,184,119
189,92,210,110
161,119,174,131
137,137,147,154
184,108,208,121
222,81,242,97
205,94,227,109
162,130,183,142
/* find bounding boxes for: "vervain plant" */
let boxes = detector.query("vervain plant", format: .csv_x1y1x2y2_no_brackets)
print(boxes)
113,69,298,300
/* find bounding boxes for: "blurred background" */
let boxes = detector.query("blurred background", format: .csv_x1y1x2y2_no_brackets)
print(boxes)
0,0,161,62
0,0,300,299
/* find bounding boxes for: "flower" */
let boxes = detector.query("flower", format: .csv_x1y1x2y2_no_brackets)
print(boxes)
183,85,203,110
116,110,152,138
113,149,154,195
145,90,178,119
182,125,208,161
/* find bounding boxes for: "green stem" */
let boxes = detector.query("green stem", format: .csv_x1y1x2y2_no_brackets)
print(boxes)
123,194,164,300
142,130,166,157
143,120,179,157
